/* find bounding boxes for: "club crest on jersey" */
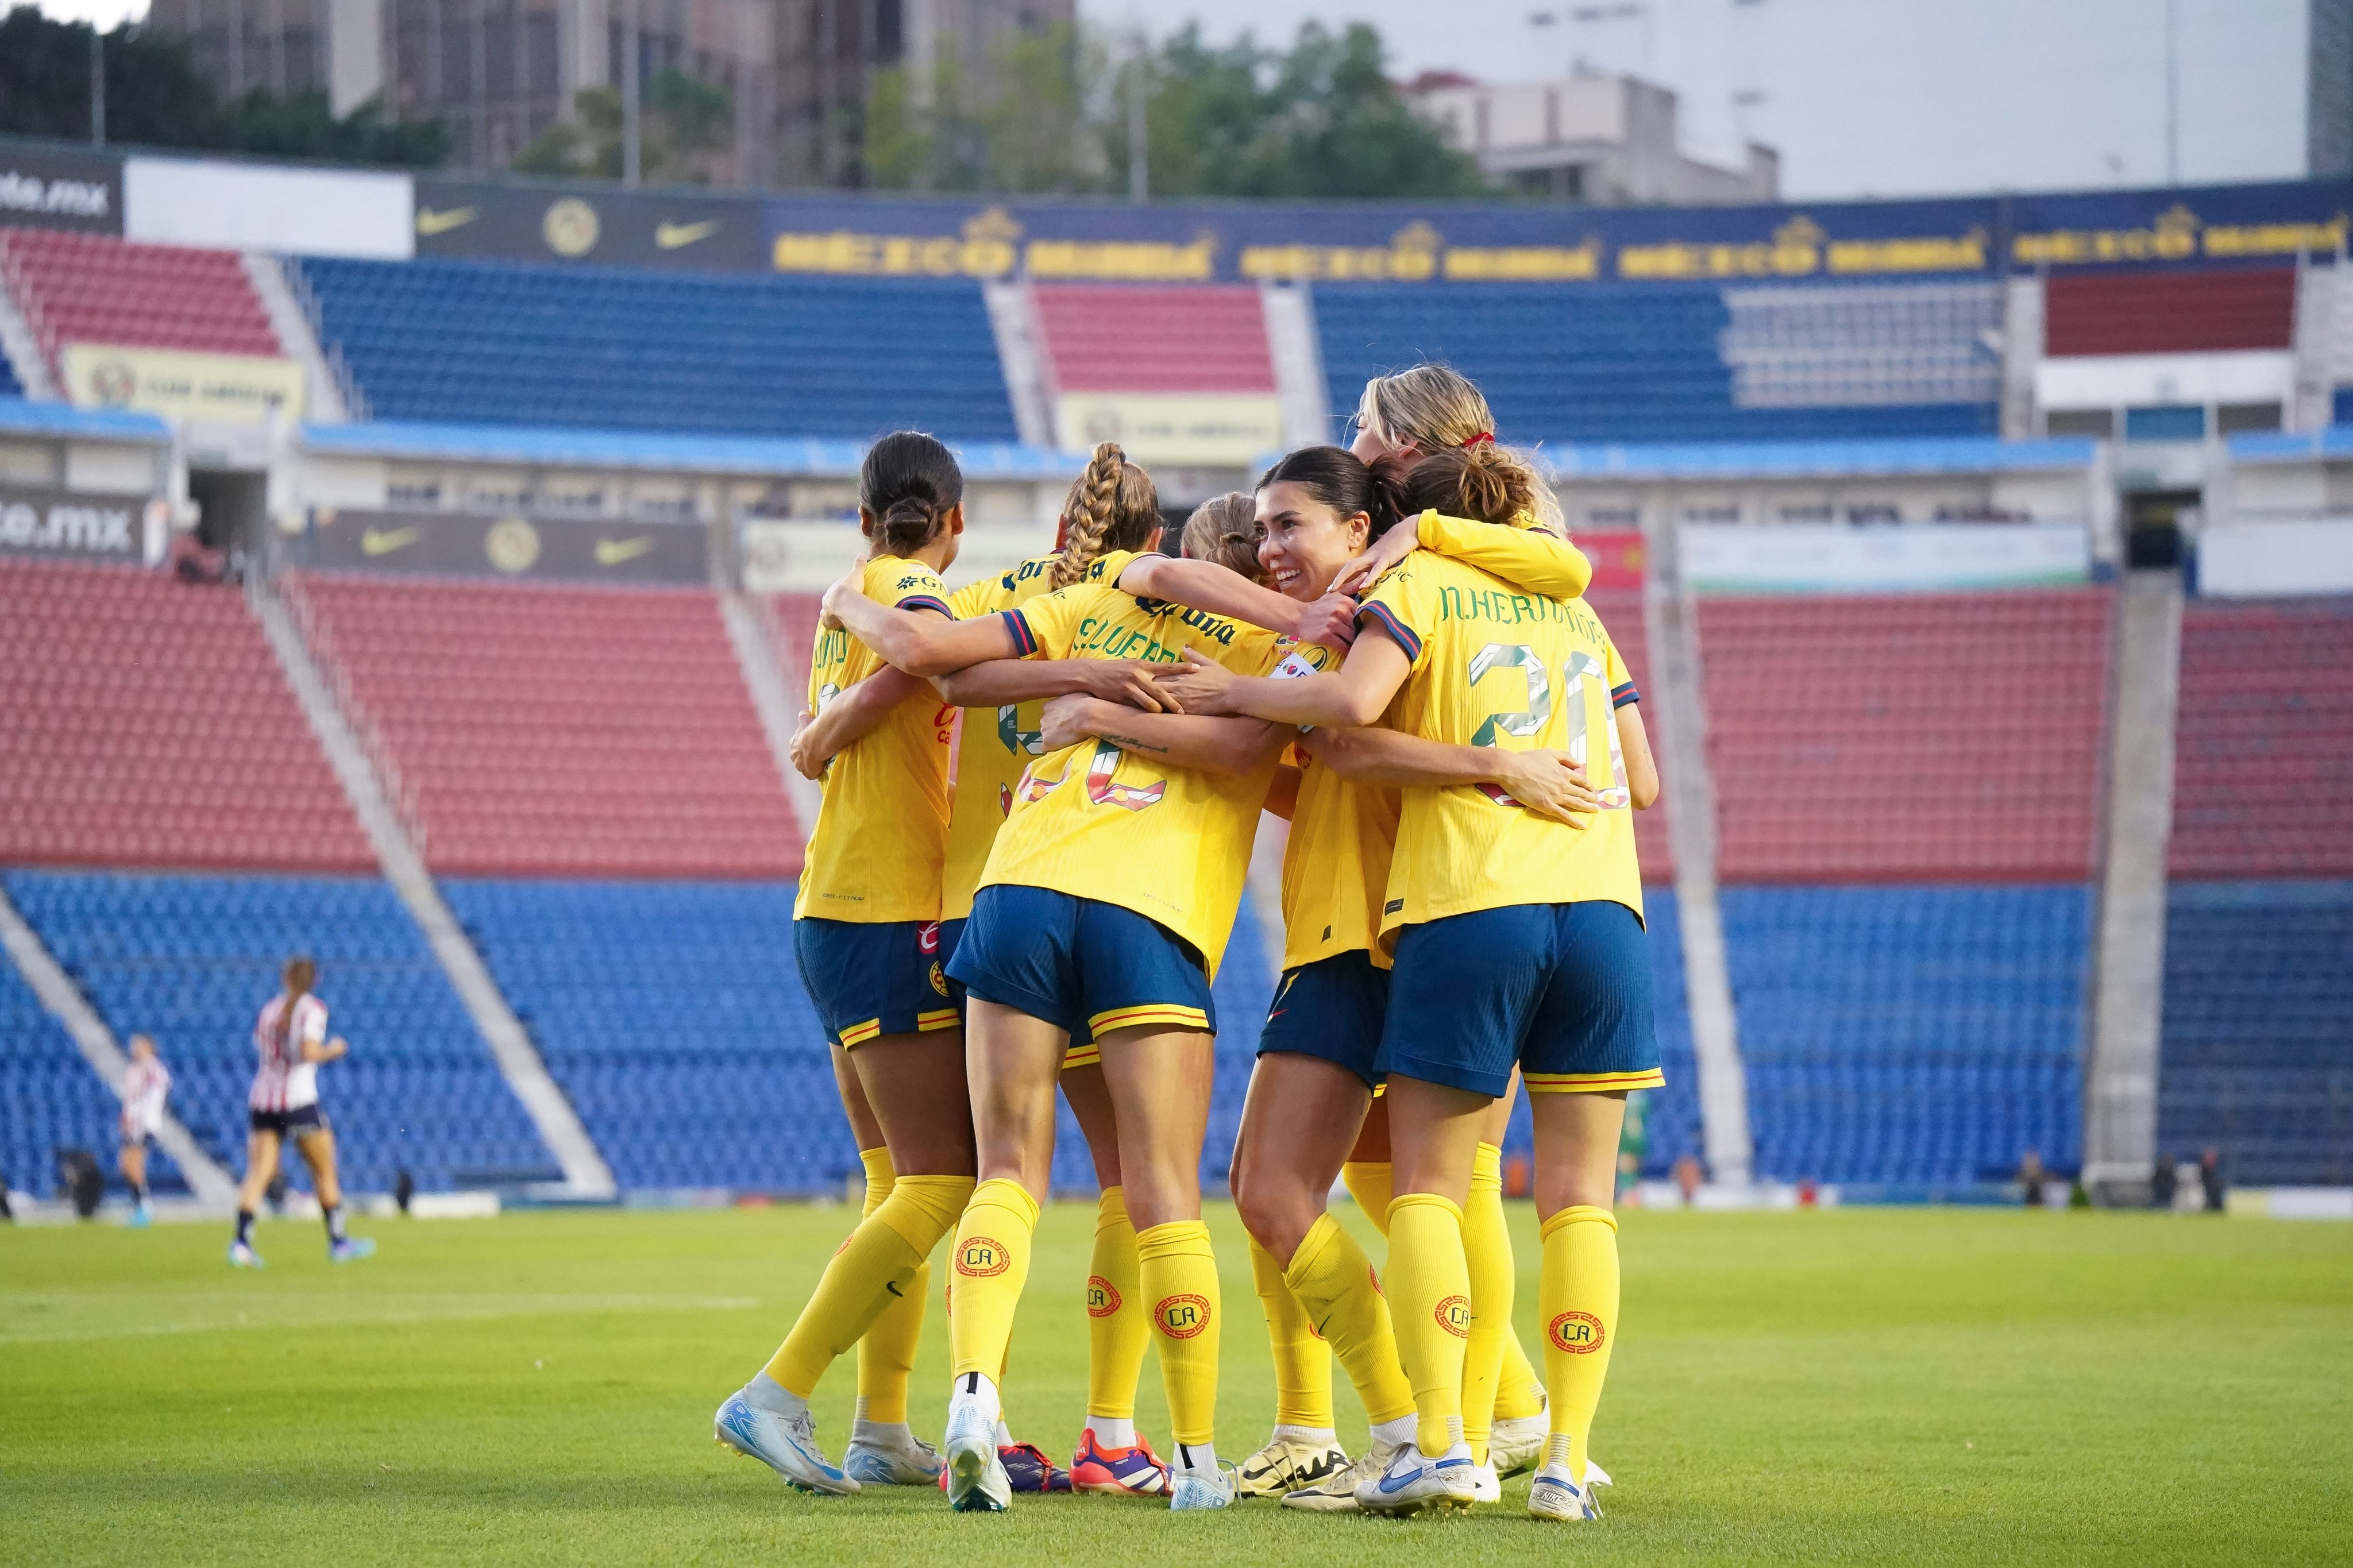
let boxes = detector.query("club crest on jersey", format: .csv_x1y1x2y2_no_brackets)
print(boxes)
1549,1310,1606,1354
1155,1293,1211,1338
1435,1294,1472,1339
929,961,950,998
956,1237,1010,1278
1085,739,1164,812
1086,1275,1123,1318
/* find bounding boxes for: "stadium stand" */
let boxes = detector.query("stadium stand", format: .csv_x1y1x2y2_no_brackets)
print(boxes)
0,949,147,1200
294,256,1020,441
1724,883,2088,1187
1031,284,1276,393
0,559,373,872
2169,597,2353,878
0,229,284,370
1585,586,1674,883
2,869,560,1194
1314,280,1999,447
2158,880,2352,1187
2044,267,2295,357
1699,589,2113,883
0,350,20,398
289,572,802,879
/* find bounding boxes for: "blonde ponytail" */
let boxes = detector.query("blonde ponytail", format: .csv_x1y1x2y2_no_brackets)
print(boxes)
1051,442,1161,589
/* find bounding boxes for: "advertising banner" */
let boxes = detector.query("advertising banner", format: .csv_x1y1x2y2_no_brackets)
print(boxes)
58,344,304,424
413,178,769,271
0,142,122,236
2197,519,2353,598
1052,392,1284,466
306,507,710,583
0,482,167,564
2007,180,2350,272
1681,522,2090,594
1576,530,1648,590
123,157,411,258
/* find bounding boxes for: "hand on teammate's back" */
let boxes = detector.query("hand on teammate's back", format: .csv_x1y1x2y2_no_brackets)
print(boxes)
787,718,827,779
1291,593,1360,651
1498,752,1599,827
1151,648,1238,714
1079,659,1172,713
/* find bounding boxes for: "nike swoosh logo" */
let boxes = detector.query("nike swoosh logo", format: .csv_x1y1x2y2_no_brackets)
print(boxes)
415,206,477,236
885,1281,904,1297
595,536,655,565
655,219,719,249
362,526,419,556
1378,1466,1426,1494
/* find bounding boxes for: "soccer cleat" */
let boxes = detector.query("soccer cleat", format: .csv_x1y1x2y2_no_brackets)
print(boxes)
330,1237,376,1264
844,1428,945,1486
712,1392,860,1496
1469,1461,1501,1503
1070,1427,1170,1496
1281,1440,1399,1513
1236,1433,1349,1499
227,1240,265,1269
1527,1461,1604,1522
1167,1462,1238,1511
1000,1442,1073,1493
1355,1440,1478,1517
128,1202,152,1229
1490,1409,1548,1477
943,1399,1010,1512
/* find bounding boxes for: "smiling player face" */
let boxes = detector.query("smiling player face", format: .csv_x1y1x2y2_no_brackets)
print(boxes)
1255,481,1371,604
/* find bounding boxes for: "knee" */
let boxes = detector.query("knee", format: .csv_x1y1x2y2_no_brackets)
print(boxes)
1233,1175,1317,1262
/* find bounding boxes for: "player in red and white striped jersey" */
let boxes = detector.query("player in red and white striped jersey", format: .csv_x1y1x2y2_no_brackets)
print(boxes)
228,956,373,1267
117,1034,171,1227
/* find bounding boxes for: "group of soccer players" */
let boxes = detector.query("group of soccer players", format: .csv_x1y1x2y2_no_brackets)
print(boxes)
715,362,1662,1523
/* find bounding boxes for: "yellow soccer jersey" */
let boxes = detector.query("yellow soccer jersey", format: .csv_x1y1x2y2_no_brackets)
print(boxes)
1359,553,1643,947
977,582,1334,979
939,549,1147,920
793,555,956,923
1278,513,1593,970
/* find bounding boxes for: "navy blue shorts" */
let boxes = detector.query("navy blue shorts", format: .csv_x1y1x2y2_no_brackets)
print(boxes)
947,885,1216,1042
1258,950,1390,1090
249,1104,328,1137
793,917,962,1049
1377,901,1662,1099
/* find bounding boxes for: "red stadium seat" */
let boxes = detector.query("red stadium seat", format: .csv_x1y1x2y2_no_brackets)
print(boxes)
0,229,284,371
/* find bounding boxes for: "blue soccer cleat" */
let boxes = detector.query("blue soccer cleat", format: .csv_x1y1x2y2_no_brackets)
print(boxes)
228,1239,265,1269
713,1391,859,1496
1167,1462,1238,1511
330,1237,376,1264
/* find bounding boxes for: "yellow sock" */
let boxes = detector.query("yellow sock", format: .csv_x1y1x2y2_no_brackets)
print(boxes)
1137,1219,1221,1447
1385,1193,1471,1457
1281,1211,1415,1426
766,1172,973,1399
1538,1205,1621,1481
1461,1143,1513,1466
1496,1326,1546,1420
1249,1233,1334,1429
947,1177,1039,1382
852,1149,927,1425
1341,1161,1394,1236
1086,1187,1148,1420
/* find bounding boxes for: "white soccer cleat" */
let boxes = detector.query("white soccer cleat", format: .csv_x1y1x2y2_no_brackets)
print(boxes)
1168,1462,1238,1511
1354,1440,1478,1516
1280,1440,1397,1513
844,1426,945,1486
1235,1432,1349,1498
227,1240,264,1269
1469,1460,1501,1503
1490,1408,1548,1477
1527,1461,1604,1522
943,1398,1010,1512
712,1391,859,1496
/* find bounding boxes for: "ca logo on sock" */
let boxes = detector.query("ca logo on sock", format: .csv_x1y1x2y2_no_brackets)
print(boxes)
1549,1310,1606,1354
956,1237,1010,1277
1086,1275,1123,1317
1155,1293,1211,1338
1434,1294,1472,1339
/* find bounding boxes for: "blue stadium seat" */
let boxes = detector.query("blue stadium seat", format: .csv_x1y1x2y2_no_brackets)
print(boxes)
1722,884,2089,1187
0,351,20,399
1314,280,1997,447
1,869,557,1195
296,256,1019,442
0,954,168,1199
2159,880,2353,1185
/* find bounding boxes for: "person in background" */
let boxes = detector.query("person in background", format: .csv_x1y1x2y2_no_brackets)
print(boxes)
2150,1152,2177,1210
2199,1148,2227,1212
2017,1149,2048,1209
230,956,373,1268
1615,1091,1648,1204
117,1034,171,1227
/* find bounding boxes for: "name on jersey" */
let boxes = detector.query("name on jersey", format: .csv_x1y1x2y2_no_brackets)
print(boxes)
1433,582,1604,644
1074,604,1237,662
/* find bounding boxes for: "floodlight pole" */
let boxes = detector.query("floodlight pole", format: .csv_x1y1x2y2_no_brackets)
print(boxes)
2164,0,2180,184
90,25,105,148
623,0,643,187
1127,32,1149,203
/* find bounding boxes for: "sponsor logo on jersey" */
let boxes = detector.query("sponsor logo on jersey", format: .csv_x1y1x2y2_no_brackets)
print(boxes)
956,1237,1009,1277
917,922,941,955
1549,1310,1606,1354
1435,1293,1472,1338
1155,1293,1211,1338
1086,1275,1122,1318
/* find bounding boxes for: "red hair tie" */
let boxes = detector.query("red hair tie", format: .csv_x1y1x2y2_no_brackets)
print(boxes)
1463,431,1496,447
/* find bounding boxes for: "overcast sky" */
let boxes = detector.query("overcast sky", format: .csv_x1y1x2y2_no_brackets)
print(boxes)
31,0,2311,198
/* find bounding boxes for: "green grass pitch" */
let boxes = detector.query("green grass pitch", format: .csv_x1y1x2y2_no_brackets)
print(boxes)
3,1201,2347,1566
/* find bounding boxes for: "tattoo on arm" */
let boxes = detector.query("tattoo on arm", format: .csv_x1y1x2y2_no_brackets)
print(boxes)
1102,731,1170,755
